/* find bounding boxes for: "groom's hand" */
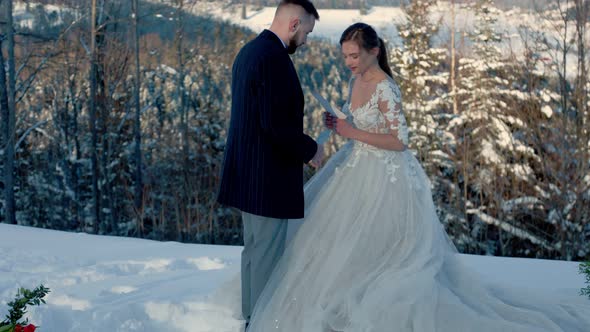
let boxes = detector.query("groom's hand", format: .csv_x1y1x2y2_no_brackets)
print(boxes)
309,144,324,169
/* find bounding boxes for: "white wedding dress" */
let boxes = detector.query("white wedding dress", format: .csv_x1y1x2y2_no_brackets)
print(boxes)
244,77,590,331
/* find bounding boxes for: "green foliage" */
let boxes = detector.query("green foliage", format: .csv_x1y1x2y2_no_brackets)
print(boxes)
580,262,590,299
0,285,50,327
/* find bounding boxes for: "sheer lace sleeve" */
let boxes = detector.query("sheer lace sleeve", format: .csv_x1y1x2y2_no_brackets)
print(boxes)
376,80,408,146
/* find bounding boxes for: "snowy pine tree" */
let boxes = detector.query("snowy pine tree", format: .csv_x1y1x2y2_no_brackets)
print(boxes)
389,0,466,246
391,0,449,176
449,0,545,255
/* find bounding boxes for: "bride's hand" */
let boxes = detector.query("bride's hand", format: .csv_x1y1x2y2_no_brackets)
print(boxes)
334,118,356,139
323,112,336,129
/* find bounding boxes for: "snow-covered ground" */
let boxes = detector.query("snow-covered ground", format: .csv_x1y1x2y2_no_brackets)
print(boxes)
0,223,587,331
0,224,243,332
13,2,75,30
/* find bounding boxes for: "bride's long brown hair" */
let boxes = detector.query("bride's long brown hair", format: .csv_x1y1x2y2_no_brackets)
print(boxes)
339,23,393,78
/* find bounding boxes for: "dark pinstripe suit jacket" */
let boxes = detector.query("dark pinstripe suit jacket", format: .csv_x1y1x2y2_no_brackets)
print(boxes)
217,30,318,219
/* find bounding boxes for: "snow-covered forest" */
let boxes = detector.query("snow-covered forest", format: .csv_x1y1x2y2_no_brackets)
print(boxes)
0,0,588,260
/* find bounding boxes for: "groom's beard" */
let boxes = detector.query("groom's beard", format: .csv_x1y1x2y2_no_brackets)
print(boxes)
287,38,299,54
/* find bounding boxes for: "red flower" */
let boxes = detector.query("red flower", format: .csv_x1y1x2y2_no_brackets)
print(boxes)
23,325,36,332
14,325,23,332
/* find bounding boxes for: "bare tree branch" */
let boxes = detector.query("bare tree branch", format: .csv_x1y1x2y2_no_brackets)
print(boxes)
14,119,49,151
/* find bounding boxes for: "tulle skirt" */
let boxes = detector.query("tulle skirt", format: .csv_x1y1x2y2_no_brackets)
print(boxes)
246,141,590,332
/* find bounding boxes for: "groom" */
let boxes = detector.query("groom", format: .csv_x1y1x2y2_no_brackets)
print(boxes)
217,0,322,326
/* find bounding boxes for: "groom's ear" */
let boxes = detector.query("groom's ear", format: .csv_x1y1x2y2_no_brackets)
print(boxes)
289,17,300,33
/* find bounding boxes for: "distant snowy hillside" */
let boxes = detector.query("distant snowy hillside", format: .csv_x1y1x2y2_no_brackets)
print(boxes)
187,0,540,53
9,1,556,57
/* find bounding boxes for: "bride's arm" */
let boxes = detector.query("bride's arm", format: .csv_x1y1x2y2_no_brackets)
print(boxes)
334,120,406,151
333,83,407,151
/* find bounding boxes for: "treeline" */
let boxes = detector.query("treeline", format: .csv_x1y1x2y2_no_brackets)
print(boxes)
389,0,589,260
0,0,347,245
25,0,554,10
1,0,588,260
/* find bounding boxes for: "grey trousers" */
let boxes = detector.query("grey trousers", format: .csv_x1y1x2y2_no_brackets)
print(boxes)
241,212,288,321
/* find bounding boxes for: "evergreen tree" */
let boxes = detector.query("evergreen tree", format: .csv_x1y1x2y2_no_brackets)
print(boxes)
450,0,543,255
390,0,464,244
391,0,449,176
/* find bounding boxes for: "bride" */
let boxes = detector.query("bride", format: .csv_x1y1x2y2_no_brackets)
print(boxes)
245,22,590,331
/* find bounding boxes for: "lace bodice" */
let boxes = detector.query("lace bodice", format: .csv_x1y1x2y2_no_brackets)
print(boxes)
343,77,408,146
336,77,420,186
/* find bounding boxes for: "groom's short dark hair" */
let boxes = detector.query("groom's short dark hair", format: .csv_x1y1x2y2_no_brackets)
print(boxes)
279,0,320,20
